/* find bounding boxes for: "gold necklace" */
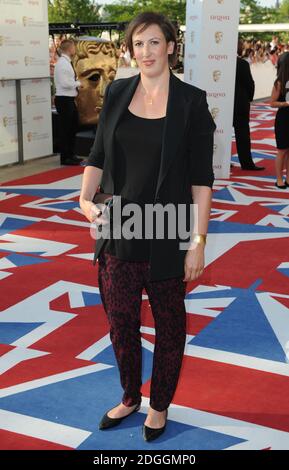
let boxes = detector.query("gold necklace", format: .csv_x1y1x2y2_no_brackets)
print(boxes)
140,85,153,105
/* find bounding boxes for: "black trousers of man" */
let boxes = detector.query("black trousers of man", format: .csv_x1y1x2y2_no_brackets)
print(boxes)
233,111,255,169
54,96,79,163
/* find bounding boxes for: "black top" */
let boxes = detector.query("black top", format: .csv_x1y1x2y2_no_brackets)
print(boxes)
103,107,165,261
86,71,216,282
274,81,289,149
277,82,289,103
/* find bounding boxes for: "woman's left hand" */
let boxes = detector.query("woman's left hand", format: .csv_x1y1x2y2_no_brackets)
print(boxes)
183,243,205,282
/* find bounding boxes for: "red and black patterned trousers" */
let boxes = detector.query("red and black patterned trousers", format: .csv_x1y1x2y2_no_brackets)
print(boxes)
97,251,187,412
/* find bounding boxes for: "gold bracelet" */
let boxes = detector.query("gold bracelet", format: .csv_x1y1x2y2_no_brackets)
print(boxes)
191,233,207,245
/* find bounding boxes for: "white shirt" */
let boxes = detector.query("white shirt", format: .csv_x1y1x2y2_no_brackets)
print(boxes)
54,54,81,97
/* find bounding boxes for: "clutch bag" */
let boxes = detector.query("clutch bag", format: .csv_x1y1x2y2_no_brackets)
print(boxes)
91,191,114,265
92,191,113,206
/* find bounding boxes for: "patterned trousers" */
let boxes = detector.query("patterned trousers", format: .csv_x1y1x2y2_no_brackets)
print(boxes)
97,251,187,412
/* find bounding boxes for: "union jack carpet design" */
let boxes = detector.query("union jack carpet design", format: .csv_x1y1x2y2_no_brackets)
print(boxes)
0,102,289,450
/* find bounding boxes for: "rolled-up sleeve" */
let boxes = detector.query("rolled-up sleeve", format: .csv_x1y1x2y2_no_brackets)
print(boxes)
187,90,216,188
85,82,112,169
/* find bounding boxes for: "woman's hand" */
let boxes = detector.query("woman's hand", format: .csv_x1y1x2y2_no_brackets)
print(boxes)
80,200,102,224
86,202,111,226
183,242,205,282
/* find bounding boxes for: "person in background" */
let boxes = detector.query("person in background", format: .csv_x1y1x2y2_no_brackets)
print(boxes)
118,42,128,67
277,50,289,71
123,45,132,66
54,39,83,166
270,53,289,189
270,35,279,51
232,39,265,171
269,46,279,68
243,48,255,65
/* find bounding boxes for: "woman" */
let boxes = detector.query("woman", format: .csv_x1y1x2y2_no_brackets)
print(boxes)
79,11,215,442
243,47,255,65
118,42,127,68
270,52,289,189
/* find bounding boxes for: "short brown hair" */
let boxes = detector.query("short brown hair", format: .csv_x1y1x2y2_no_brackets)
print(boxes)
124,11,178,68
60,39,75,53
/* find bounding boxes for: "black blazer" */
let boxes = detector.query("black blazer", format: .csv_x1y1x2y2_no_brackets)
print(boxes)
86,68,216,281
233,57,255,120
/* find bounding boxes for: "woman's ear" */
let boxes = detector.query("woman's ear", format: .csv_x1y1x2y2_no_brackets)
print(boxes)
168,41,175,54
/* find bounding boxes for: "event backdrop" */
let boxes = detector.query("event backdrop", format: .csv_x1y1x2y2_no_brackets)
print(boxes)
21,78,53,160
184,0,241,179
0,0,52,166
0,80,18,165
0,0,50,80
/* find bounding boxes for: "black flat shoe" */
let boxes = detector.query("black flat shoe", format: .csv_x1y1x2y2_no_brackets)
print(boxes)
241,165,265,171
99,401,141,430
142,408,168,442
60,158,81,166
275,181,287,189
71,155,84,162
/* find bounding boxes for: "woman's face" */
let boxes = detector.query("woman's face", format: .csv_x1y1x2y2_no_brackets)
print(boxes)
132,23,174,75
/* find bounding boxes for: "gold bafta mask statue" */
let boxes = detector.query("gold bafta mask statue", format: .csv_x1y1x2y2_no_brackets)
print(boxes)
213,70,221,82
215,31,223,44
211,107,220,120
72,38,119,126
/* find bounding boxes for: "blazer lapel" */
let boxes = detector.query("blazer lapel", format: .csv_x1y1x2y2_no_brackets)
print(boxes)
155,70,188,199
105,68,189,199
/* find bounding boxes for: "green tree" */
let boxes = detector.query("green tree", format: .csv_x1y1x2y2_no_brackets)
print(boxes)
239,0,279,24
103,0,186,24
280,0,289,18
48,0,100,23
47,0,286,43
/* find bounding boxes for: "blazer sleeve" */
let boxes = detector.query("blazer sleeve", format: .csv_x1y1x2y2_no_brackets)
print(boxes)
85,81,112,169
187,90,216,188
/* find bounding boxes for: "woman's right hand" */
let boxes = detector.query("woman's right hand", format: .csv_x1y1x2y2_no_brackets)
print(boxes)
79,166,105,223
80,201,101,224
89,203,103,224
86,201,110,226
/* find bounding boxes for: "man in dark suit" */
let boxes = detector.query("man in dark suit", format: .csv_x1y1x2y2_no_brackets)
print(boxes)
54,39,83,166
233,39,265,170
